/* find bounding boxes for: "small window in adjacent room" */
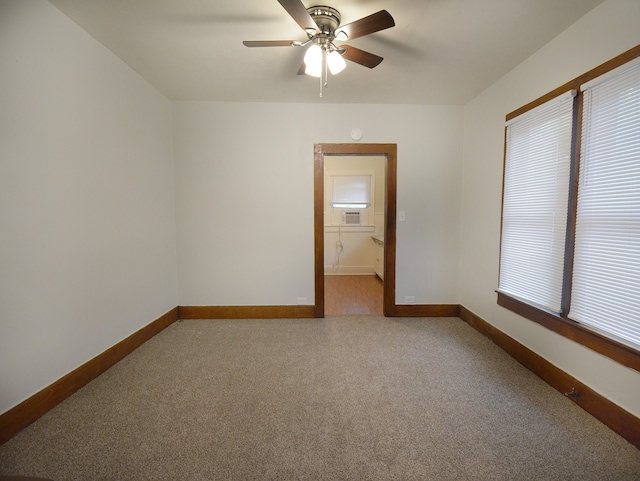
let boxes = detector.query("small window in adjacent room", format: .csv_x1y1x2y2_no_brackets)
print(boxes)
325,171,375,227
330,174,372,209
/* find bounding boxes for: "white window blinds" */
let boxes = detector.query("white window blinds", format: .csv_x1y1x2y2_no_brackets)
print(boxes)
569,61,640,347
498,91,575,312
331,174,371,207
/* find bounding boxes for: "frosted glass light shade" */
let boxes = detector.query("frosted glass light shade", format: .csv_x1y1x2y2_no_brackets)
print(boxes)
304,44,322,77
327,50,346,74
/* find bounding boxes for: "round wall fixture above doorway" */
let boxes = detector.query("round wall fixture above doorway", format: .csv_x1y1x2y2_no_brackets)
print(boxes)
350,128,363,141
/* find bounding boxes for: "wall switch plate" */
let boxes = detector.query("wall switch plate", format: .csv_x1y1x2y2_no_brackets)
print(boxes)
399,211,406,221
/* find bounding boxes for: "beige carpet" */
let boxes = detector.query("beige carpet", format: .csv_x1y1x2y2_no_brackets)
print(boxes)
1,316,639,480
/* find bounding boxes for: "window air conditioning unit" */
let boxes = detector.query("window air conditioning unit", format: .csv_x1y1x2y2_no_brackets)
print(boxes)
342,211,362,226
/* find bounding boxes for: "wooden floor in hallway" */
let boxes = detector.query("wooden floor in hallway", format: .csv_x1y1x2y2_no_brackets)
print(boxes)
324,274,383,316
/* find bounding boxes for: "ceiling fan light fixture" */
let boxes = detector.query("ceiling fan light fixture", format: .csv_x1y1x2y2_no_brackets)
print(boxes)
243,1,395,97
305,63,322,78
327,50,346,75
304,44,322,77
335,30,348,41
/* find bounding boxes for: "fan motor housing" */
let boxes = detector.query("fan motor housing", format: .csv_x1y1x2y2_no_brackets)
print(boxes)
307,6,341,34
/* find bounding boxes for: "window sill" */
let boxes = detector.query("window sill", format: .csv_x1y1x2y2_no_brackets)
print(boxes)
497,292,640,373
324,225,375,233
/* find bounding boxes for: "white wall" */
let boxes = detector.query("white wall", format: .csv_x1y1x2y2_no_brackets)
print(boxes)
0,0,178,413
172,102,463,306
460,0,640,417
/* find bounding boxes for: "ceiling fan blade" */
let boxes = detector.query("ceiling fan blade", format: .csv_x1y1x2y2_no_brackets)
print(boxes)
278,0,320,34
243,40,296,47
336,10,395,41
340,45,384,69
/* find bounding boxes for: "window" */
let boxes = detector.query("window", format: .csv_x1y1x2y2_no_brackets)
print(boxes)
330,174,372,209
325,171,375,227
499,91,575,313
569,59,640,346
498,46,640,370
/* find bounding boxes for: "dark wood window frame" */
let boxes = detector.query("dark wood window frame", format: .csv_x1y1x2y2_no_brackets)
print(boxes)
498,44,640,373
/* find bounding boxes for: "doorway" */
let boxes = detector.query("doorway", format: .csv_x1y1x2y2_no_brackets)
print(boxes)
313,143,397,317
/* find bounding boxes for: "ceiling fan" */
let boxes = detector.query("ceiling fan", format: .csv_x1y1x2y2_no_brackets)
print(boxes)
243,0,395,97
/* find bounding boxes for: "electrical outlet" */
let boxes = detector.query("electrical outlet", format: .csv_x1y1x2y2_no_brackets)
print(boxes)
297,297,307,305
399,211,406,221
405,296,415,304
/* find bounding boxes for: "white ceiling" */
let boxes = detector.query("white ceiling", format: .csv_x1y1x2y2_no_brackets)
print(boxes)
47,0,605,105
